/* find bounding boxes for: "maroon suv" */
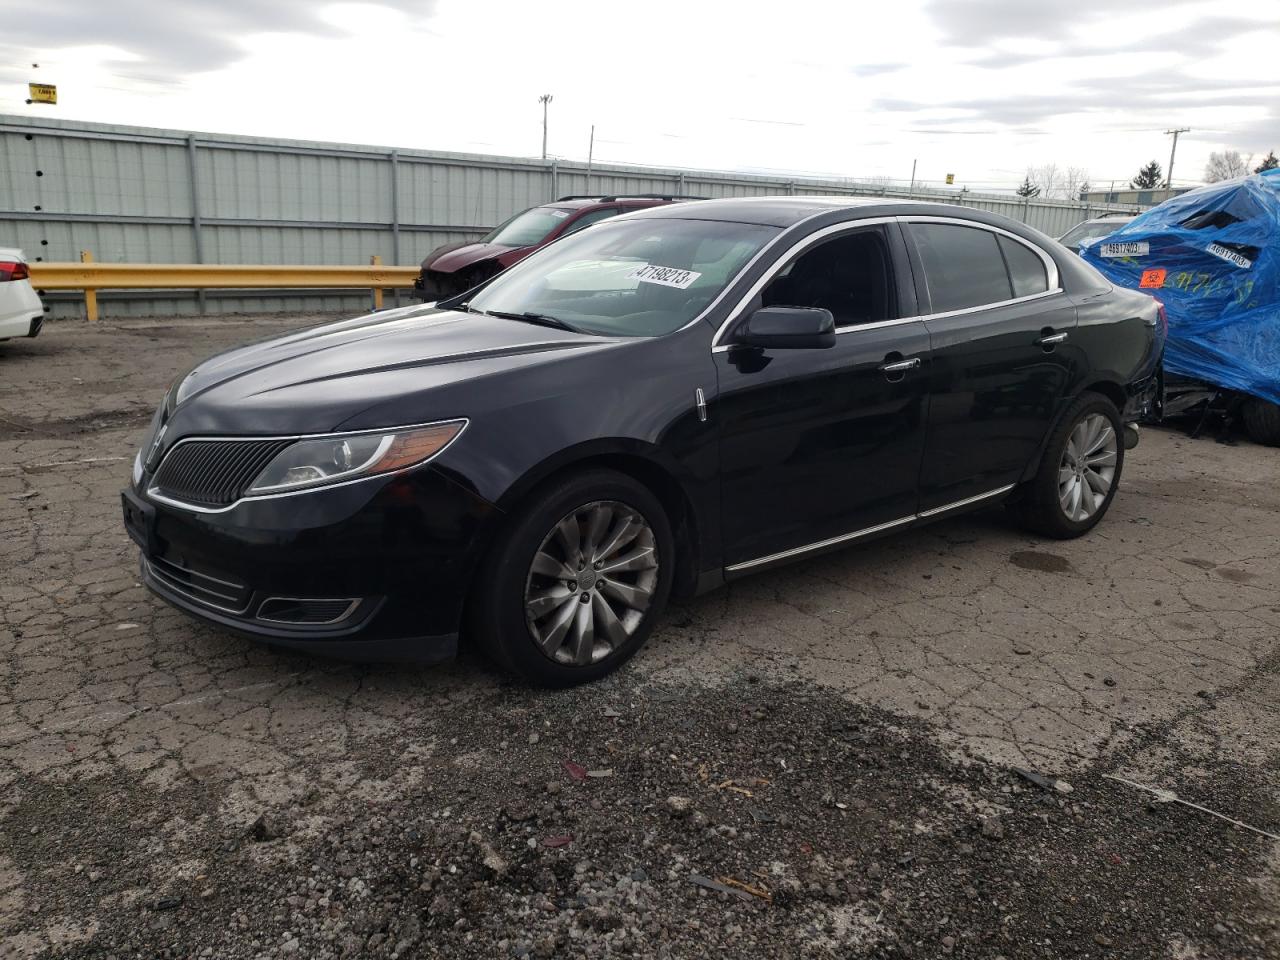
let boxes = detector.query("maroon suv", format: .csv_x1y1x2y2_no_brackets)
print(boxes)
413,194,704,300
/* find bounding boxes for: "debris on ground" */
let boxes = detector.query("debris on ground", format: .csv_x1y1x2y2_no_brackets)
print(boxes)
1104,774,1280,841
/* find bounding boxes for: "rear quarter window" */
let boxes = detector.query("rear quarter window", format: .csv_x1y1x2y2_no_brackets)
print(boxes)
998,235,1049,298
912,223,1012,313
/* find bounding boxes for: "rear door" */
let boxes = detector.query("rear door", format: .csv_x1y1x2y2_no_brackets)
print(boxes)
902,218,1078,511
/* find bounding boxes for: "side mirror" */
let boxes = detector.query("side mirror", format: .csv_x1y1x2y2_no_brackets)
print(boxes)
735,307,836,350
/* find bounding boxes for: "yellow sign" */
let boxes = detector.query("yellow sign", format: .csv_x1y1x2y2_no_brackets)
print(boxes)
28,83,57,104
945,173,955,185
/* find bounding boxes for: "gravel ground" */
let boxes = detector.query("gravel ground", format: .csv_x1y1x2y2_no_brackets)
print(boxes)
3,316,1280,959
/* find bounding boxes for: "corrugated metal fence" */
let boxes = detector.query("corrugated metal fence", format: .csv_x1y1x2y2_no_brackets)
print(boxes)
0,115,1142,318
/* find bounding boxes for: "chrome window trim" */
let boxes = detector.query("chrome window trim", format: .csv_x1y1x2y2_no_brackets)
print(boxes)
725,484,1015,573
917,286,1063,323
255,597,362,626
145,418,468,515
901,214,1060,302
709,214,1066,353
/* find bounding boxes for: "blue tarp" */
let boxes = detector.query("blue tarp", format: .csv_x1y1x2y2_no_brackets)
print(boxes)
1081,169,1280,405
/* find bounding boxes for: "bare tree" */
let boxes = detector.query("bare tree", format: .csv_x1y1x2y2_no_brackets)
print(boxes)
1062,166,1091,201
1203,150,1252,183
1027,163,1062,200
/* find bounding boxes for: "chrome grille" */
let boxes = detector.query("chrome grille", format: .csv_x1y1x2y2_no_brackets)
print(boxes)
151,438,294,507
145,555,252,614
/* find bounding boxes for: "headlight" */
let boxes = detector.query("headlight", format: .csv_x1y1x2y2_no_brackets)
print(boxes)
245,420,466,496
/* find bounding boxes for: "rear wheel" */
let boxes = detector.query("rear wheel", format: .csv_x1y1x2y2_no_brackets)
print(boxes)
1008,392,1124,539
470,469,673,686
1242,398,1280,447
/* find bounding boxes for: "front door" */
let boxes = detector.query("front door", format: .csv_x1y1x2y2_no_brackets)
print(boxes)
903,220,1078,511
714,223,931,571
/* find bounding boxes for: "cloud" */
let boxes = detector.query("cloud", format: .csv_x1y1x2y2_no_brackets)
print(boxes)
955,14,1271,66
922,0,1198,47
0,0,436,74
849,62,905,77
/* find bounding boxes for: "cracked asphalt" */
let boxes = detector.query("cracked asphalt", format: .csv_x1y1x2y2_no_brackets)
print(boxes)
2,317,1280,959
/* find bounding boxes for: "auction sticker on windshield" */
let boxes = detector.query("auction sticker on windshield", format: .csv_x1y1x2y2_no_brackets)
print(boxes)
1099,241,1149,258
628,264,702,289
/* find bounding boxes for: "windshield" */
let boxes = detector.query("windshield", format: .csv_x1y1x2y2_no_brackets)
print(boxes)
1060,219,1131,249
482,206,576,247
465,217,780,337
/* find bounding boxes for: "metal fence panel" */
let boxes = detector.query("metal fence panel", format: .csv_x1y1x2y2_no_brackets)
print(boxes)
0,114,1143,319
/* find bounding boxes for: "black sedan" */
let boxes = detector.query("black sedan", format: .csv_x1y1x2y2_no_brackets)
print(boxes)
122,198,1163,686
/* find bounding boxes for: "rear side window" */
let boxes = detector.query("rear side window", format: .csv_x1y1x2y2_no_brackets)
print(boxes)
998,235,1049,298
911,224,1012,313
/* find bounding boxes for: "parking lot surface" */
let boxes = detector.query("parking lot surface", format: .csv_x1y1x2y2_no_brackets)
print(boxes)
3,317,1280,959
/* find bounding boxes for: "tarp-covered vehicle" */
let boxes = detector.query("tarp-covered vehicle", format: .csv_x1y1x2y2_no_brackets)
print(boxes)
1081,169,1280,445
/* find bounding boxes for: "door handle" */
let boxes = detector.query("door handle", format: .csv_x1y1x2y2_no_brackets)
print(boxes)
879,357,921,374
1037,331,1068,347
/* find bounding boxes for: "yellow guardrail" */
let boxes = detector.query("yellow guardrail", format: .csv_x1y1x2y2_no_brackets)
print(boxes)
28,251,420,321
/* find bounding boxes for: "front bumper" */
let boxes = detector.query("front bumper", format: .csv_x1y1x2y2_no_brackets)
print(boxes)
122,465,502,663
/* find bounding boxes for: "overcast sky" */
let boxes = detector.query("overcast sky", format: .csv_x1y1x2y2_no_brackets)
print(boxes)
1,0,1278,193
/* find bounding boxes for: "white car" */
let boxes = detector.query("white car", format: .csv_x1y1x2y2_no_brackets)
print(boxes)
0,247,44,340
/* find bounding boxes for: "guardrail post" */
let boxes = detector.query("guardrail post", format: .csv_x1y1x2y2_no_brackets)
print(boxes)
389,150,401,309
80,250,98,322
370,255,383,311
186,135,207,315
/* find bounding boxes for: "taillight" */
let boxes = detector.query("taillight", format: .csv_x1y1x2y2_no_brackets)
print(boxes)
0,260,28,282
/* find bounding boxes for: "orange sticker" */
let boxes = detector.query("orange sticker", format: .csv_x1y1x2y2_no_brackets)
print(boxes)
1140,269,1167,289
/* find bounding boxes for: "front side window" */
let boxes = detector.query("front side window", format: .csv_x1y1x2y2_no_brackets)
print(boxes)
482,206,576,247
911,223,1013,313
759,228,895,327
466,218,779,338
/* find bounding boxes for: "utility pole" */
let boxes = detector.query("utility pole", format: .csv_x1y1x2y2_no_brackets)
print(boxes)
908,158,917,197
539,94,553,160
1164,127,1189,201
586,124,595,193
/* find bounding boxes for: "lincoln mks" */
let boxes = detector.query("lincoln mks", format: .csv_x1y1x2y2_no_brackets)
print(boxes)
123,198,1163,685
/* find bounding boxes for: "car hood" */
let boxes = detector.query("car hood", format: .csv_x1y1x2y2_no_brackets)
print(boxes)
163,304,621,437
424,241,520,273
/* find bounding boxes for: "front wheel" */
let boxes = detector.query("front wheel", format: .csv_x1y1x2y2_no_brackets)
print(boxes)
1008,392,1124,539
469,469,674,687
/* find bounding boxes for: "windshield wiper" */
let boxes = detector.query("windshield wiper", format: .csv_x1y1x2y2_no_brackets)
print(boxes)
481,310,581,333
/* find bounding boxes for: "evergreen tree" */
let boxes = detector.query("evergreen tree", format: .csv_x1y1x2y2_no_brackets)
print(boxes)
1130,161,1163,189
1256,151,1279,173
1015,176,1040,198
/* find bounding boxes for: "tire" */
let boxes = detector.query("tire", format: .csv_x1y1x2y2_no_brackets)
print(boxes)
469,469,674,687
1242,399,1280,447
1008,392,1125,539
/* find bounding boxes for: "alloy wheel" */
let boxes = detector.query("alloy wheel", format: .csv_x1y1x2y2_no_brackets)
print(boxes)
1058,413,1117,522
524,500,659,665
